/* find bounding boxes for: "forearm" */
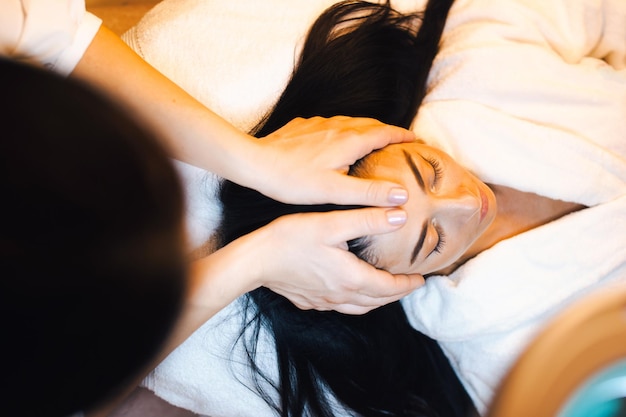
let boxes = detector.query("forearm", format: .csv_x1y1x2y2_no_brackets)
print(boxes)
71,25,264,185
72,27,418,207
165,234,262,353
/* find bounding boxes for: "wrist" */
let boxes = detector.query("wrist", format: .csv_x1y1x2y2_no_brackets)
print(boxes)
229,136,271,193
187,230,266,308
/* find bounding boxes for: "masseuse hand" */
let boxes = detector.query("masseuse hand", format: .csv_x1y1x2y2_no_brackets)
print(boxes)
247,208,425,315
249,116,415,206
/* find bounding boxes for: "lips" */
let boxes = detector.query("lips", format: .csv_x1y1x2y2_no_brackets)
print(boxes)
479,188,489,222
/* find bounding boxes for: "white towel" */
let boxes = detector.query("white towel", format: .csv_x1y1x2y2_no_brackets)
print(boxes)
122,0,427,131
142,300,283,416
123,0,626,415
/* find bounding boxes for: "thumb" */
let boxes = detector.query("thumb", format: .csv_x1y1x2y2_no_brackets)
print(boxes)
323,207,408,244
326,176,409,207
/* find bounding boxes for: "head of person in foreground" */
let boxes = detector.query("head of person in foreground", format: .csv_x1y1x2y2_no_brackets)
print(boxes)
0,58,187,417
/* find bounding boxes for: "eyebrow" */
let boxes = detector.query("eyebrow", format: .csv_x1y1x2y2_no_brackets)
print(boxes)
411,220,428,264
403,150,425,192
403,150,428,264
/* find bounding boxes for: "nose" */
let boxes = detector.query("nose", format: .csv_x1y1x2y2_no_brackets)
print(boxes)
432,185,480,220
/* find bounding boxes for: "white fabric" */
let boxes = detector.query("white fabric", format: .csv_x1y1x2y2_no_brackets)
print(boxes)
125,0,626,415
0,0,101,75
143,298,352,417
412,0,626,206
172,161,222,250
122,0,424,132
143,300,283,416
404,0,626,413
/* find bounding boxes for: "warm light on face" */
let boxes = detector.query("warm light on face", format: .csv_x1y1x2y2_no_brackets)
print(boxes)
362,142,497,275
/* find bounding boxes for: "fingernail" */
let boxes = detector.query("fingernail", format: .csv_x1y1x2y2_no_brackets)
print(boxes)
386,209,407,226
388,188,408,204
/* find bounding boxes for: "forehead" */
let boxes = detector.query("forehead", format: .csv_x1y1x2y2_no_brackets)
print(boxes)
363,142,430,176
371,141,432,159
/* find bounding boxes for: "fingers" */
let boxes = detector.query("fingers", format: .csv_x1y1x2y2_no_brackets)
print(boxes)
339,256,425,301
255,115,416,206
311,116,415,161
343,119,416,153
317,208,426,308
259,209,425,315
320,206,409,243
358,270,425,301
304,117,415,207
326,176,409,207
284,269,425,315
276,115,416,160
288,115,415,141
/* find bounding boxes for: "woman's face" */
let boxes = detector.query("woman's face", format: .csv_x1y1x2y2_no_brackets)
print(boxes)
360,141,497,275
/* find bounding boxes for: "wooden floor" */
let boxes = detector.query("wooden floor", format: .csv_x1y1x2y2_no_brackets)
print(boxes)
86,0,161,35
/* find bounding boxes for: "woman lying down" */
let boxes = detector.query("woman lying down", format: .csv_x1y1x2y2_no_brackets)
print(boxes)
121,0,626,416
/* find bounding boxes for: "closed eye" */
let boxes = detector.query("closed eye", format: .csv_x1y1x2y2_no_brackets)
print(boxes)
431,223,446,256
423,155,444,186
421,155,446,257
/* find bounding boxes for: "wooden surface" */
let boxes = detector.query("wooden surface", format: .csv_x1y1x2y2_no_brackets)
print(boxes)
86,0,161,35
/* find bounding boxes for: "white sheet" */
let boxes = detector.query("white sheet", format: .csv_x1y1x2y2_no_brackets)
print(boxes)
124,0,626,415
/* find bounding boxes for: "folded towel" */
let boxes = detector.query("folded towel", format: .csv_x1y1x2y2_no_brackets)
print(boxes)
126,0,355,131
142,300,283,416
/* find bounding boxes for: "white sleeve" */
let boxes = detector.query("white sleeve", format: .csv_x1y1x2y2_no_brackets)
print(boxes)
0,0,102,76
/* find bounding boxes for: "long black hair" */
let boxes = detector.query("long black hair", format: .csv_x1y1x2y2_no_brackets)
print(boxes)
217,1,475,416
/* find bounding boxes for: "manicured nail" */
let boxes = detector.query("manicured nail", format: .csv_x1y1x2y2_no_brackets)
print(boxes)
388,188,408,204
386,209,407,226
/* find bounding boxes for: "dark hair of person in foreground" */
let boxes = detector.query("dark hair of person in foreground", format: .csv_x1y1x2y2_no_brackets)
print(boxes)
0,59,187,417
216,1,476,416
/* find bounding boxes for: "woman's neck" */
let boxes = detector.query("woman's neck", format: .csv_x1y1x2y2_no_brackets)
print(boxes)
435,185,587,275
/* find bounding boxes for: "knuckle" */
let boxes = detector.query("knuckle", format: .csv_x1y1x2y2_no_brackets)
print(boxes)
293,302,313,311
365,181,384,204
339,274,364,293
362,208,383,233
